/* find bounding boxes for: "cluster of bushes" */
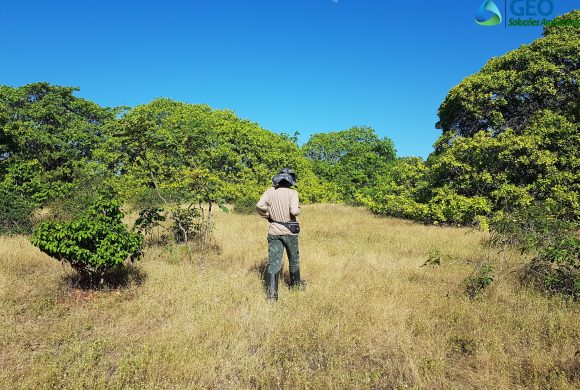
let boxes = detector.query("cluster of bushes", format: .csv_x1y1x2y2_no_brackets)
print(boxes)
358,165,493,226
1,11,578,295
0,83,343,283
491,204,579,299
532,237,579,298
359,13,579,228
358,13,580,298
0,84,341,235
0,186,35,234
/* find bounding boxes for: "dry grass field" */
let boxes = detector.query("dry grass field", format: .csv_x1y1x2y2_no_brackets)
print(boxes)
1,204,579,389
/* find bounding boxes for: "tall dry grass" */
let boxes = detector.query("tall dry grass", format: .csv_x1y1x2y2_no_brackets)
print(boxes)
1,204,578,389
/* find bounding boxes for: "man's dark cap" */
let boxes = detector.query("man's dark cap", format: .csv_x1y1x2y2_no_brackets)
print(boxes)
272,167,297,187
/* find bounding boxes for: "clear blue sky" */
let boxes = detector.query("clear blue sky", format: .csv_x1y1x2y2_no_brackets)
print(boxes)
1,0,577,157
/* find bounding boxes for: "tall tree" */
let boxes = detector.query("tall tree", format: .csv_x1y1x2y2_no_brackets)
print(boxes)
436,11,580,141
0,83,116,232
303,126,396,201
362,11,580,224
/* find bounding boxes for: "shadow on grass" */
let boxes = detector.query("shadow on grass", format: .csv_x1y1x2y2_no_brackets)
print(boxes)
63,263,147,290
250,257,291,290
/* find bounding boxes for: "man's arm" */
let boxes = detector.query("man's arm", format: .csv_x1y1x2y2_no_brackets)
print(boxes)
256,188,271,219
290,190,301,217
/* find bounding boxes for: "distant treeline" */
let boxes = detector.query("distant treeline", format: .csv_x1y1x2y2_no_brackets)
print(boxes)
1,11,578,235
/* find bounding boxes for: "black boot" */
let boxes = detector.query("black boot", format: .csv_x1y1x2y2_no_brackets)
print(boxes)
266,271,279,300
289,269,307,290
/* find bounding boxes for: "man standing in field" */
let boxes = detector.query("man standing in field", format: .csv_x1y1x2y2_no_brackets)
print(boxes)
256,168,306,300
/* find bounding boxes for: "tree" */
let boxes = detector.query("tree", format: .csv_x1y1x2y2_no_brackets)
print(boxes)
111,100,225,244
431,11,579,223
436,11,579,141
112,98,334,244
0,83,116,232
364,11,579,225
303,126,396,202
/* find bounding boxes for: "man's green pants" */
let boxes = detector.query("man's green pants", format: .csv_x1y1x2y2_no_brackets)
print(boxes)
267,234,300,274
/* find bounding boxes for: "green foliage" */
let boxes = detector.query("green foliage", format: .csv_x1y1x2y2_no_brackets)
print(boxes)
134,207,166,235
357,157,431,220
105,98,338,244
0,83,118,232
303,126,396,202
0,83,116,203
111,98,319,205
133,203,210,245
436,11,579,138
31,195,143,282
542,10,580,42
490,203,579,299
45,174,116,223
422,249,443,267
233,195,259,215
427,188,492,225
530,236,580,299
465,264,494,299
0,186,34,234
361,193,429,221
489,203,575,251
170,207,204,243
426,12,579,223
362,11,579,228
428,112,579,222
359,158,492,225
1,160,51,205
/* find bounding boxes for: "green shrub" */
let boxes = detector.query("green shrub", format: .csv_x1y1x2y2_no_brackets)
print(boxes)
528,237,580,299
360,193,429,221
422,248,444,267
233,195,258,215
0,186,35,234
465,264,494,299
359,185,492,226
43,175,114,222
490,203,579,299
31,195,143,285
489,203,575,251
428,188,492,225
133,205,210,244
170,207,204,243
134,207,166,235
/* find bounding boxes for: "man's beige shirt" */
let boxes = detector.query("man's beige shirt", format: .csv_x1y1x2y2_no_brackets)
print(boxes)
256,187,301,236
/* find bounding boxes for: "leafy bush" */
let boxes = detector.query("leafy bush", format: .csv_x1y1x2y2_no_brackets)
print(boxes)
364,194,429,221
421,249,444,267
134,207,166,235
490,203,579,299
133,205,210,244
0,186,35,234
233,195,258,215
360,14,579,226
302,126,396,202
31,195,143,285
527,236,580,299
170,207,204,243
0,83,116,210
427,189,492,225
489,203,575,251
361,189,491,226
465,264,494,299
